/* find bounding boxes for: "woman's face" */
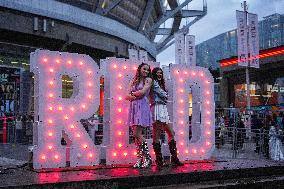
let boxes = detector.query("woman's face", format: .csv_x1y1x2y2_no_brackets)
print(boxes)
140,64,150,77
156,70,163,80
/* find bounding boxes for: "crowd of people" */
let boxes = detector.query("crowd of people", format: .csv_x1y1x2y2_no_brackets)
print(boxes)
216,111,284,161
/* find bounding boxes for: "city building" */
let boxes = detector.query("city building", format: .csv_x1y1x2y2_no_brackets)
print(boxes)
219,45,284,110
196,13,284,69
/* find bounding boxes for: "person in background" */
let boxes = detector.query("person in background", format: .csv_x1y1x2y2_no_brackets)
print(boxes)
126,63,153,168
269,124,284,160
150,67,183,169
15,114,23,143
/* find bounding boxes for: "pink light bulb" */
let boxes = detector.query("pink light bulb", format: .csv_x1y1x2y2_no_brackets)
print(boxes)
113,64,117,69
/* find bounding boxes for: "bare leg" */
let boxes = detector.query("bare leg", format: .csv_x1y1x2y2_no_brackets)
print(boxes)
161,123,175,142
153,122,162,143
133,125,144,143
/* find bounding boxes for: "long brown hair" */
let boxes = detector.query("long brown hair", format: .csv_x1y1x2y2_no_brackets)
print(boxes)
132,63,152,86
152,67,166,91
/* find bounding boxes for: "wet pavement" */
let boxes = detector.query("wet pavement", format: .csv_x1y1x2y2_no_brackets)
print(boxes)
0,159,283,188
1,143,284,188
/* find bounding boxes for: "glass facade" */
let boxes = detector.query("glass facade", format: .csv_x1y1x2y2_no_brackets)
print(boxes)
196,13,284,69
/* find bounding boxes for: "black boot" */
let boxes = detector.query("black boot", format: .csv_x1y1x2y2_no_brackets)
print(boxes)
168,139,183,167
153,142,164,169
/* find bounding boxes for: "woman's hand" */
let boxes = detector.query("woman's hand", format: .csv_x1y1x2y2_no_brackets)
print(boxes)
125,94,136,101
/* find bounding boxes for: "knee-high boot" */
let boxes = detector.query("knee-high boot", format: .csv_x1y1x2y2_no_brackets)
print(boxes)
141,140,152,168
153,142,164,168
168,139,183,166
133,140,143,168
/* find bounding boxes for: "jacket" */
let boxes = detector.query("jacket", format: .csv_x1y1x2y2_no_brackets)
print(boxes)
151,80,168,106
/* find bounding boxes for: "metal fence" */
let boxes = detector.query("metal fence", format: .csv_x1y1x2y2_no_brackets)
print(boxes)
215,126,284,159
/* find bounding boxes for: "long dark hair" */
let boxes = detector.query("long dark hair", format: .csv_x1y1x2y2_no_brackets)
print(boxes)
133,63,152,86
152,67,166,91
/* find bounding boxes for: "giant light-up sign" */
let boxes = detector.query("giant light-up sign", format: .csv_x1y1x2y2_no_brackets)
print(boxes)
31,50,100,169
168,64,215,160
31,50,214,169
101,58,159,165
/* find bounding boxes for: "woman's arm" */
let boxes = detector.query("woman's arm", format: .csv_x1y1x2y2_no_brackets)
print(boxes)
132,78,152,97
125,79,136,101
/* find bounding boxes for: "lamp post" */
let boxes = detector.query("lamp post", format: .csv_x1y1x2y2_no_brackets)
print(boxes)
242,1,251,128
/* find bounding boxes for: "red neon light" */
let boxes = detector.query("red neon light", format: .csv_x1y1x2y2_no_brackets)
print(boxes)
220,46,284,67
